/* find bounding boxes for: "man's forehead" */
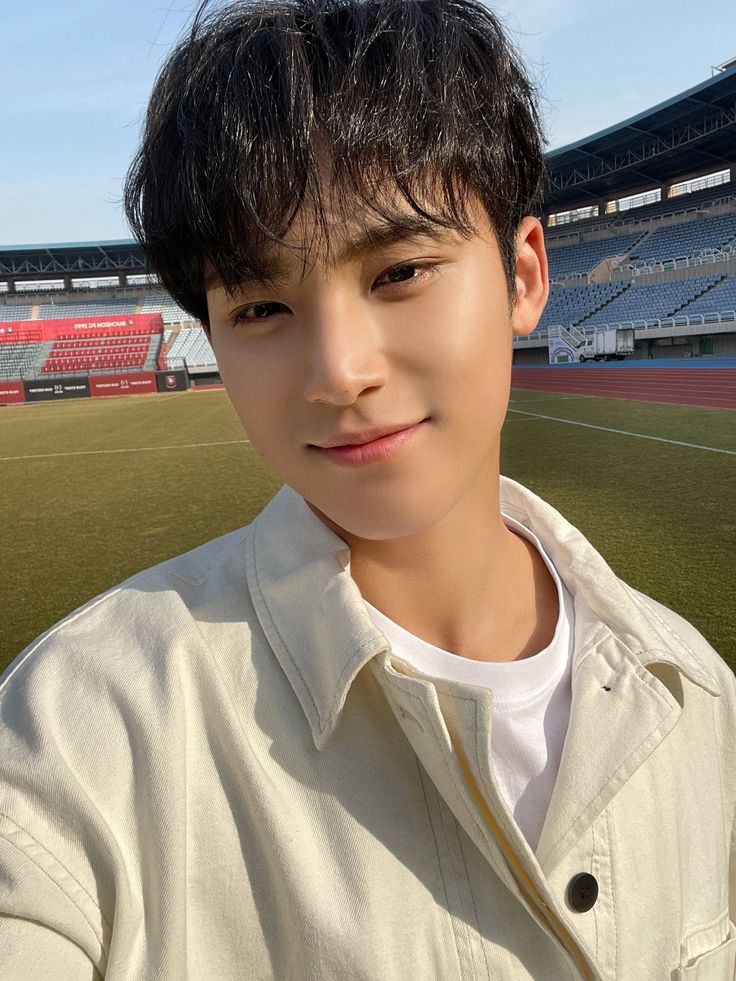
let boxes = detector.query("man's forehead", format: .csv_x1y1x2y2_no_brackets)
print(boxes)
205,203,486,292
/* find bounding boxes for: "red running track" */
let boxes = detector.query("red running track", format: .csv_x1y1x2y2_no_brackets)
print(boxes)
511,367,736,409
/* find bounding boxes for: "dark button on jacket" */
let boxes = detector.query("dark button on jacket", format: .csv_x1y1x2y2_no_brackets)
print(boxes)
567,873,599,913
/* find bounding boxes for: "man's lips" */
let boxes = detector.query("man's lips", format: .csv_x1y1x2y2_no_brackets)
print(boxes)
310,421,424,449
307,420,427,466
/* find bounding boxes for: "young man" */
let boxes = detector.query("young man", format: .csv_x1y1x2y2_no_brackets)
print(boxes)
1,1,734,978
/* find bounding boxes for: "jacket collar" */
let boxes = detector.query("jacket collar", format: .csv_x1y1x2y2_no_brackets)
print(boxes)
246,479,721,749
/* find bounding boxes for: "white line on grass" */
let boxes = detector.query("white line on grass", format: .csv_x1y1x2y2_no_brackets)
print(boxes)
0,438,251,463
506,408,736,456
4,413,733,460
508,396,584,404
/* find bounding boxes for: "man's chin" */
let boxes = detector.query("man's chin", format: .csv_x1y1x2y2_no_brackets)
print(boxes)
303,496,442,546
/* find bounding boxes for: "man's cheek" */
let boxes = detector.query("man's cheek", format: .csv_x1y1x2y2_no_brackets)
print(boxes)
247,429,285,475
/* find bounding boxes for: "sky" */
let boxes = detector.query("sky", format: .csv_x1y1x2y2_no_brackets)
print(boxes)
2,0,736,245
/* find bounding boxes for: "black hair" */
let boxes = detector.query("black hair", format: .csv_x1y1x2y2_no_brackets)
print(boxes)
124,0,546,323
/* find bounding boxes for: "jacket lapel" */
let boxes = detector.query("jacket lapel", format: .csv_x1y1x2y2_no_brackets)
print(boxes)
534,622,683,874
247,484,390,749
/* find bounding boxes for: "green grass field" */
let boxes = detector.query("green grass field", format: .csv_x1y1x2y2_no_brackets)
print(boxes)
1,388,734,673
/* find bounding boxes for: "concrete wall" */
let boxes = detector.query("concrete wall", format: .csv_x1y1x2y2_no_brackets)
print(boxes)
512,347,550,366
715,333,736,355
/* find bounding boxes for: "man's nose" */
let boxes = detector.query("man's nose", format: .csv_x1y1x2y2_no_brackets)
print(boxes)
302,304,388,406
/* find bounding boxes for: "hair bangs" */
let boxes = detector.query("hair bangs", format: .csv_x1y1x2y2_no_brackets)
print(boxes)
124,0,546,321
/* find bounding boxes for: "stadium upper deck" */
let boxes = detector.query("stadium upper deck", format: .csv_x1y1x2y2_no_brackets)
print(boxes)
1,62,735,291
546,62,736,212
1,65,736,369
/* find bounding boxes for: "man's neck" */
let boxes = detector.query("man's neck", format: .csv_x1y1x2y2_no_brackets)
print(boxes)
318,473,560,664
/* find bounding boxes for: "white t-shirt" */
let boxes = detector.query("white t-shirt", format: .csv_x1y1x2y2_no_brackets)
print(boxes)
363,513,575,853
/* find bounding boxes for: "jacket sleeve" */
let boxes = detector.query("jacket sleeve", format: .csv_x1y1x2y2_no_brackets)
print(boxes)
727,671,736,924
0,916,101,980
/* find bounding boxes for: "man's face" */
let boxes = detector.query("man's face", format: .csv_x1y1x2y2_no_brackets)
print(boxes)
206,197,546,541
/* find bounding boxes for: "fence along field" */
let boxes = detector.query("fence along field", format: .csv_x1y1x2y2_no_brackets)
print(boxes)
1,388,734,673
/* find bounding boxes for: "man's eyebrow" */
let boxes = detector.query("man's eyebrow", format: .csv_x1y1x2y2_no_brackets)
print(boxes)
204,263,288,293
336,218,455,263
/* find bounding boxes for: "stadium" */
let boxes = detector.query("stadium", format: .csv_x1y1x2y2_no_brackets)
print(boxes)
1,63,735,669
2,61,736,405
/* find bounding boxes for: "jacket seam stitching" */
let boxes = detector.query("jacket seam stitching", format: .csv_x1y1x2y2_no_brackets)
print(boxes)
456,833,493,979
416,762,467,978
619,582,718,688
444,691,583,980
707,691,731,915
546,696,676,861
571,624,616,675
397,688,511,878
457,694,535,860
606,807,619,981
680,908,730,944
540,651,679,864
591,818,600,966
0,818,107,943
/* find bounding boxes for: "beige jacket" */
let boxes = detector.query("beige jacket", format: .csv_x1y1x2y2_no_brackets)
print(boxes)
0,477,734,980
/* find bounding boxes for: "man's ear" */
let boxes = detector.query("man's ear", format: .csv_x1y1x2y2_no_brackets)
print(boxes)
511,216,549,337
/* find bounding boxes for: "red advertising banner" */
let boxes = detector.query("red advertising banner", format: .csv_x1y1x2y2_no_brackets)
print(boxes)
89,372,158,397
0,381,25,404
0,313,162,343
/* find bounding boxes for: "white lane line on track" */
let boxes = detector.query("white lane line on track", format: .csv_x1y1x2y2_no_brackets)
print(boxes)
0,438,251,463
506,408,736,456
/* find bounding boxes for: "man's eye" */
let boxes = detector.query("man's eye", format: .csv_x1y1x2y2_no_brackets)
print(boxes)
234,301,285,322
374,263,437,288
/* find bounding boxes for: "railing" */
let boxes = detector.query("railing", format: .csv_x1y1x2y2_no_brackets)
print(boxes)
609,194,736,230
564,311,736,333
544,193,736,242
621,245,735,276
549,272,590,286
545,195,736,258
656,311,735,328
157,337,168,371
550,242,736,285
17,363,160,381
0,327,43,343
513,311,736,344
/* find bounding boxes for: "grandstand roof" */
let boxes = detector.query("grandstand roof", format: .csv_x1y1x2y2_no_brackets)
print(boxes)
545,64,736,212
0,240,145,281
0,239,134,251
